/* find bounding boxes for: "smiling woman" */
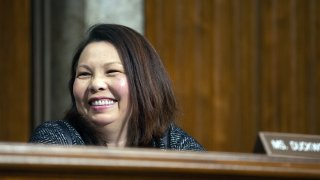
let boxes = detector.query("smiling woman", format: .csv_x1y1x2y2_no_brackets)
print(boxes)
29,24,204,151
73,42,130,147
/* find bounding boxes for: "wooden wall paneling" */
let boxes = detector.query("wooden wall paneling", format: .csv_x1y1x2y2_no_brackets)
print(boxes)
306,0,316,134
211,0,232,151
299,0,320,134
199,0,258,152
277,0,294,132
176,0,200,146
311,0,320,134
259,0,317,133
0,0,30,142
286,0,301,132
294,0,309,133
259,0,282,132
258,0,316,134
197,0,215,151
173,0,197,143
145,0,320,152
235,0,259,152
146,0,261,152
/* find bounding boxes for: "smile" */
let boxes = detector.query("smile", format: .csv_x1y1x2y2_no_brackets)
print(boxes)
90,99,116,106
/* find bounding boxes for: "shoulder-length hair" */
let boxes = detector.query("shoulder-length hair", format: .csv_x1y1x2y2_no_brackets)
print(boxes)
65,24,178,147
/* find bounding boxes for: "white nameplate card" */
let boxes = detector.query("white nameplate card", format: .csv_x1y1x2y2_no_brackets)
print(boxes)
258,132,320,159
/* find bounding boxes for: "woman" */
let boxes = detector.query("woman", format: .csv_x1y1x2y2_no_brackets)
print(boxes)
30,24,204,151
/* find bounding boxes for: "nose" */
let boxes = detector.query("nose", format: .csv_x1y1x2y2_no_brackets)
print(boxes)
89,76,107,92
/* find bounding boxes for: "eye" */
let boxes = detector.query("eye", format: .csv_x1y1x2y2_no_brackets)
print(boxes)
106,69,120,76
76,71,91,78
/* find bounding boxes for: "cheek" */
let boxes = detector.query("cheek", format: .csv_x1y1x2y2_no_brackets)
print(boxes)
116,77,129,98
73,80,85,104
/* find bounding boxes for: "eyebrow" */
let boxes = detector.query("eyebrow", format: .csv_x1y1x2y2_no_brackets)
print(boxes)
103,62,123,67
77,62,123,69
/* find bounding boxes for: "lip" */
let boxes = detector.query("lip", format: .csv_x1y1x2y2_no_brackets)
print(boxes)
88,96,117,112
88,96,117,106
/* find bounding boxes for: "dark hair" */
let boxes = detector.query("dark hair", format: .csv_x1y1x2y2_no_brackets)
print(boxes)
64,24,178,147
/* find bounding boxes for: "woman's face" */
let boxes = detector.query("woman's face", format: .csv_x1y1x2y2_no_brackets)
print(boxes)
73,41,130,128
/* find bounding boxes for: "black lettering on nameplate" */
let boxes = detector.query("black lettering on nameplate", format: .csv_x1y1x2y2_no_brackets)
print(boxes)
258,132,320,159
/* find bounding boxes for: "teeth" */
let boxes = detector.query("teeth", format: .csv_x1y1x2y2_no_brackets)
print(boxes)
91,99,115,106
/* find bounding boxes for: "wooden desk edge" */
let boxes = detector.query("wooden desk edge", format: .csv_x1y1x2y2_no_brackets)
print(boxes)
0,142,319,178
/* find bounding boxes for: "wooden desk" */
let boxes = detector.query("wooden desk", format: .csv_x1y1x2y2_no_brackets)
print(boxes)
0,143,319,179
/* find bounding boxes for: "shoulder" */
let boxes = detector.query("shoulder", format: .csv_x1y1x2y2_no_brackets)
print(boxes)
29,120,84,145
158,124,205,151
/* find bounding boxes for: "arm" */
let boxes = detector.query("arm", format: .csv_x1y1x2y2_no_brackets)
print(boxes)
165,124,206,151
29,120,80,145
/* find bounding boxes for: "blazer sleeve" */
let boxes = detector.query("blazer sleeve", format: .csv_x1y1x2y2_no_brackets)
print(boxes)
29,120,74,145
167,124,206,151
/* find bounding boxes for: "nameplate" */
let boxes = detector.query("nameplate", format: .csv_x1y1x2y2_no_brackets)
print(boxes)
257,132,320,159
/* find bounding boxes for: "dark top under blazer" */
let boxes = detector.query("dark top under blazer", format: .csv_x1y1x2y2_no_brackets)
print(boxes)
29,120,205,151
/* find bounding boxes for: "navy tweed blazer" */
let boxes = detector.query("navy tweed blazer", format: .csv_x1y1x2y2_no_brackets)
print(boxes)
29,120,205,151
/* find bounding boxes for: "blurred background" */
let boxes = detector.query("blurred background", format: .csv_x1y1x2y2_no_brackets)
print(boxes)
0,0,319,152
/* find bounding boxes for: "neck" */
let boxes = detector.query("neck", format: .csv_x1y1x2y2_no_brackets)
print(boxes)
107,139,127,147
100,121,128,148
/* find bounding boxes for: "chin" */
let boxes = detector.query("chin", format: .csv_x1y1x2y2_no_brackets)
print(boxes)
90,117,115,127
